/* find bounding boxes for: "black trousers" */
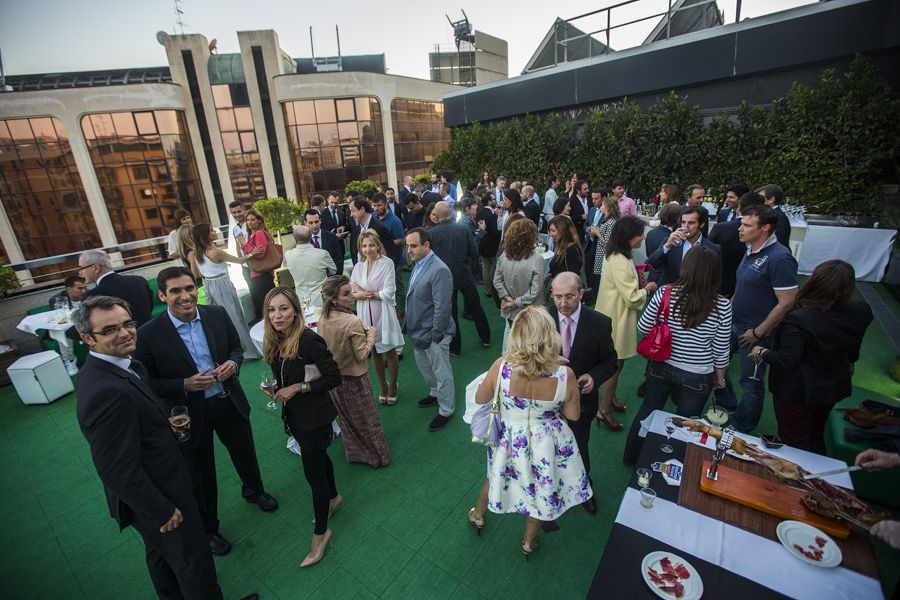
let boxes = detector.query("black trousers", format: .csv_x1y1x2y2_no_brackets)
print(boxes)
566,395,597,477
294,423,338,535
133,501,222,600
184,395,265,536
248,271,275,324
450,282,491,354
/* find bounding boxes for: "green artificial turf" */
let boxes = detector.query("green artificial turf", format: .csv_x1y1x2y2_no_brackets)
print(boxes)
1,277,897,599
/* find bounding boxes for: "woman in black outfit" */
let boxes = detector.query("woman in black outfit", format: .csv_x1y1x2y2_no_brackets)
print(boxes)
751,260,873,455
546,215,584,283
262,286,342,567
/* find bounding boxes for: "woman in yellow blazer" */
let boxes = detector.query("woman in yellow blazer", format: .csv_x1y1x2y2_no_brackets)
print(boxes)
594,216,658,431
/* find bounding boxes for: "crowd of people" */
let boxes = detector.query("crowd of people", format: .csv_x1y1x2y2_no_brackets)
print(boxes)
63,169,893,599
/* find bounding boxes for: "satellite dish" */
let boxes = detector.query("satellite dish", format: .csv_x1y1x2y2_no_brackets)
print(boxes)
209,38,217,53
156,31,169,45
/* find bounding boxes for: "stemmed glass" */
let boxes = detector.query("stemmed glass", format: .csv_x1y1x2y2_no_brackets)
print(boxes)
660,418,675,454
170,406,190,442
261,372,278,410
749,350,762,381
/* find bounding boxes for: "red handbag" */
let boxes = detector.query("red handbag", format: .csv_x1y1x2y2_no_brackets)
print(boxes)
637,286,672,361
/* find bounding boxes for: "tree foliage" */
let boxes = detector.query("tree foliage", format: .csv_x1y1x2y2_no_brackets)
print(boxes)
431,56,900,216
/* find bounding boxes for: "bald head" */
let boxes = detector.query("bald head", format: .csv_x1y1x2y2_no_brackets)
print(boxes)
551,271,584,317
433,201,452,221
552,271,582,291
293,225,312,244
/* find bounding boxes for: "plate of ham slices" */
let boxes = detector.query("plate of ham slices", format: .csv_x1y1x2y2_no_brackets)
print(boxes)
776,520,842,568
641,551,703,599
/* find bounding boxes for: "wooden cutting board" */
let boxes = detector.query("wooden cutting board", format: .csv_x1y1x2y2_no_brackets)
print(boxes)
699,460,850,539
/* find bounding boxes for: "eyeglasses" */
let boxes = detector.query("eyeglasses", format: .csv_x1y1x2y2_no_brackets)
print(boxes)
77,263,99,272
552,294,579,302
88,320,138,337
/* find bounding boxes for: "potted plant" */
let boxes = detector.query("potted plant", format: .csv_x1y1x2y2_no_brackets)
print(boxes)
251,197,305,287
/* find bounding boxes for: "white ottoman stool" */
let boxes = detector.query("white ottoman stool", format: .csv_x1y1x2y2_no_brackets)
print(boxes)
8,351,74,405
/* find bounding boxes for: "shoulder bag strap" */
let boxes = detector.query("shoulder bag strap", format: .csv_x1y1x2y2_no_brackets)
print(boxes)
660,286,672,324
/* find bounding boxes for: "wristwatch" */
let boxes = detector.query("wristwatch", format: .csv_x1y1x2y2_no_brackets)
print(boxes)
300,382,309,393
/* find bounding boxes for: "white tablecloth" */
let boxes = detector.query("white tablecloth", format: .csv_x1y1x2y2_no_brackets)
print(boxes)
797,225,896,282
625,410,882,599
17,312,75,351
249,320,316,356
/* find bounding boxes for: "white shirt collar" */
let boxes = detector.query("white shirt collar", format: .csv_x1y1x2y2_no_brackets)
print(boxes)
746,233,779,255
96,271,113,285
89,350,132,372
167,307,200,328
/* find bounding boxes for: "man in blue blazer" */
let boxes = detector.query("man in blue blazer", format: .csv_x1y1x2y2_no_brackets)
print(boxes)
646,206,721,285
134,267,278,557
404,228,456,432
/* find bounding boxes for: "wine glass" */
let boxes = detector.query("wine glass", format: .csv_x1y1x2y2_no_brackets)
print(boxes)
749,349,762,381
170,405,190,442
261,372,278,410
211,363,228,398
660,418,675,454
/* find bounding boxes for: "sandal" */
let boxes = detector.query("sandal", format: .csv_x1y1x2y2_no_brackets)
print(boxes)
378,396,387,405
522,537,540,560
386,396,397,405
467,508,485,536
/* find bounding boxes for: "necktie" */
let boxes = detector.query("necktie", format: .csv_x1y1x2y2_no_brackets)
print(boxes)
129,358,147,380
561,316,572,359
313,235,320,248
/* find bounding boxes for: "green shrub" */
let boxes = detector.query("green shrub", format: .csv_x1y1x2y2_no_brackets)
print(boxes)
0,265,20,298
344,180,381,195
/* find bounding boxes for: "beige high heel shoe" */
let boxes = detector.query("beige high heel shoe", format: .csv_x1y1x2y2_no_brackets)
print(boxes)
300,528,333,568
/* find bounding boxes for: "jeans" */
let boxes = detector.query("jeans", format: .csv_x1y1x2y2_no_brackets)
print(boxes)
731,324,772,433
623,361,713,464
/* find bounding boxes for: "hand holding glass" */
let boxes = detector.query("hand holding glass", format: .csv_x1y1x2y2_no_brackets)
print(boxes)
170,406,190,442
260,372,278,410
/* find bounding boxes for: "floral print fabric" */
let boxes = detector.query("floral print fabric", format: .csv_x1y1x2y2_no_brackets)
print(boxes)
486,361,593,519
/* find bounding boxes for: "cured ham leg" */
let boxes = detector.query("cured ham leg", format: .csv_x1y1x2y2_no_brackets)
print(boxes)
671,418,888,526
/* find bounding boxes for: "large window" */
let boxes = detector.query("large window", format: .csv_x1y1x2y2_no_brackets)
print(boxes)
212,84,266,204
390,99,450,182
81,110,207,260
0,117,101,281
283,97,385,204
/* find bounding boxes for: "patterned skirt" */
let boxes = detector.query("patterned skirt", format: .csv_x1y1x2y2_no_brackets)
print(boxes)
331,373,392,467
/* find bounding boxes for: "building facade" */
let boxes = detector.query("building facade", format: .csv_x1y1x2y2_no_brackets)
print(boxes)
0,29,456,287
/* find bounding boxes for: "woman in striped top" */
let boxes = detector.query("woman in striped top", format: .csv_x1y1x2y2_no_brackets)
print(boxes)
623,245,732,464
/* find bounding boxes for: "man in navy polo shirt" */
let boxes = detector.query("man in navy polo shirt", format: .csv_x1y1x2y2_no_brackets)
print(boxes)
726,204,798,432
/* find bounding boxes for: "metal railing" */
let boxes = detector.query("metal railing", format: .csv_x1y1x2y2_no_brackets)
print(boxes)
541,0,728,72
5,225,230,290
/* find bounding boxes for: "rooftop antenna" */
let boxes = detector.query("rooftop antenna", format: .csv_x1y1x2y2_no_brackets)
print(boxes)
173,0,186,35
0,47,12,92
309,26,315,61
445,9,476,85
335,25,342,62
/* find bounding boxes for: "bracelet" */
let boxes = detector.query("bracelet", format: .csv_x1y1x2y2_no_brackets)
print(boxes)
752,328,763,339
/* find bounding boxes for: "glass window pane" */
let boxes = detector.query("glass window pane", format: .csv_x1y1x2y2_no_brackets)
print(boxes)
134,112,157,135
90,113,116,139
317,123,339,146
314,99,336,123
294,101,316,125
298,125,319,148
239,131,257,153
338,122,358,144
300,149,322,171
336,98,355,121
80,116,95,140
222,132,241,155
155,110,180,135
211,84,232,108
341,145,360,167
30,118,56,140
112,113,137,137
8,119,34,142
321,147,341,169
355,97,371,121
0,121,13,145
234,107,254,131
217,109,236,132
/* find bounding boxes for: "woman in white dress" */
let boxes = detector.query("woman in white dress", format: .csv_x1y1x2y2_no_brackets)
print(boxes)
350,229,404,404
466,307,591,558
190,223,262,359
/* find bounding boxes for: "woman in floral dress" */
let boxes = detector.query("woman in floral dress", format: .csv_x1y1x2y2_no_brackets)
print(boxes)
466,307,592,558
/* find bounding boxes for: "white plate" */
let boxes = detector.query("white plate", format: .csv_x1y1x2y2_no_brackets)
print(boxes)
641,551,703,600
776,520,842,568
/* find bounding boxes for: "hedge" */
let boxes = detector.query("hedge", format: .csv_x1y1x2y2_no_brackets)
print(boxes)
431,55,900,217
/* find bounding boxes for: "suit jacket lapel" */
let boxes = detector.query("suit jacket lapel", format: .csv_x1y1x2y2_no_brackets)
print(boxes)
198,306,217,362
570,310,591,357
89,355,170,418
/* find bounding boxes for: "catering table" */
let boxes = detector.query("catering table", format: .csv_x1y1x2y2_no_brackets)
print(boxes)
17,311,75,352
589,410,883,600
797,225,896,282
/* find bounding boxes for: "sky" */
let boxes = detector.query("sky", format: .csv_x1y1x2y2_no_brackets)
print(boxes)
0,0,815,79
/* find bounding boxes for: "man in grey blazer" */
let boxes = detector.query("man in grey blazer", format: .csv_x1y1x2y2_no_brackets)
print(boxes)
404,228,456,432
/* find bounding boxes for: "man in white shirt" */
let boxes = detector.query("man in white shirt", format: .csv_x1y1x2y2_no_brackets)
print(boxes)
543,176,560,226
284,226,336,309
167,209,192,259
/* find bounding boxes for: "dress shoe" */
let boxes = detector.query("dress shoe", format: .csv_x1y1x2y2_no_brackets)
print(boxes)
428,413,453,431
611,399,627,413
208,532,232,556
417,396,437,408
246,491,278,512
595,411,623,432
480,340,491,348
462,312,473,320
582,497,597,515
450,351,462,357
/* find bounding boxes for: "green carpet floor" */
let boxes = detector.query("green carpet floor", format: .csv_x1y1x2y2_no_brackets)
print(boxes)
2,278,898,599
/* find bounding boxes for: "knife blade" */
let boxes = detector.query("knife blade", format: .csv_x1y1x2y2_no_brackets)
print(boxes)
802,465,862,480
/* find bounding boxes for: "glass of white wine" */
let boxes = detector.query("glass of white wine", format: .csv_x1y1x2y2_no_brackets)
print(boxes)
260,372,278,410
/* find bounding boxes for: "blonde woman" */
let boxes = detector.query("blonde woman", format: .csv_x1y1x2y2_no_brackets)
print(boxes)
261,287,342,567
176,224,196,271
467,307,591,558
318,275,391,467
350,229,404,404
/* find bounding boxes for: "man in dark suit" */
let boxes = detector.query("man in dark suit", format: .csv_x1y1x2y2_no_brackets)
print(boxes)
476,193,502,308
321,192,347,234
79,249,155,325
384,187,408,220
645,202,682,285
568,180,591,240
646,206,721,285
304,209,344,275
348,197,396,267
398,175,414,204
709,192,765,297
757,183,792,249
429,201,491,355
74,294,257,600
522,185,542,229
583,187,606,296
716,183,749,224
547,272,617,515
134,267,277,557
419,182,441,207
